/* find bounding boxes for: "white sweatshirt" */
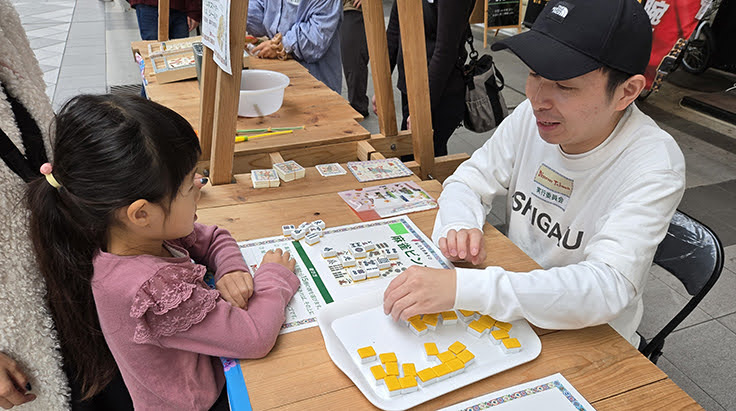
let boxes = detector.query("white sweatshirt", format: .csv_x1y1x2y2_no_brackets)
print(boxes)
433,99,686,345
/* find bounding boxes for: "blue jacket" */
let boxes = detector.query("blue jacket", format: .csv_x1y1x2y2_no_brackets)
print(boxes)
248,0,343,93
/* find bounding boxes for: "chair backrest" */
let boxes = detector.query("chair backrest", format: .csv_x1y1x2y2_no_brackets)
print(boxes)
641,210,724,363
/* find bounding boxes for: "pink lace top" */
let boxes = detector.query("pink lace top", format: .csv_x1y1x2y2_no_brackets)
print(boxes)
92,223,300,410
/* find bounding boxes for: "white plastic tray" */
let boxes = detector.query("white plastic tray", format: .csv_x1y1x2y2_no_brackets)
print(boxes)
318,291,542,410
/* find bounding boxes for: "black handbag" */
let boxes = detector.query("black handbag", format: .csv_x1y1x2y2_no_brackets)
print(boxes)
459,30,509,133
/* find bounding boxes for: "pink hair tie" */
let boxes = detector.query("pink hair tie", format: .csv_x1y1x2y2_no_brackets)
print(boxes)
39,162,61,189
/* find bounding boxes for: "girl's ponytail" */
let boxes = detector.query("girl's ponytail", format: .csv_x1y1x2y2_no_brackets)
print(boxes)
27,175,116,399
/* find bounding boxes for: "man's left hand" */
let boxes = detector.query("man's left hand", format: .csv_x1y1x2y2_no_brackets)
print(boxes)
253,40,278,59
216,271,254,309
383,266,456,321
187,17,199,32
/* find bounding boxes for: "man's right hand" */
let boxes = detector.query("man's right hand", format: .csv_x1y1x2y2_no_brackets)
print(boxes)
0,353,35,409
438,228,486,265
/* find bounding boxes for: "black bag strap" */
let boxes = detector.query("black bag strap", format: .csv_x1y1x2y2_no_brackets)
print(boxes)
458,26,506,92
0,84,49,182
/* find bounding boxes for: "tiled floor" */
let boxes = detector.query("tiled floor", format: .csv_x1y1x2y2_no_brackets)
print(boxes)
9,0,736,409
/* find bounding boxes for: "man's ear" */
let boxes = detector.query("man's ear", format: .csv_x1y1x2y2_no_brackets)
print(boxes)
124,199,152,228
616,74,646,111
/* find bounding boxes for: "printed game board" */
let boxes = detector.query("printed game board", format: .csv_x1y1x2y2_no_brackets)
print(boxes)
347,158,414,183
237,216,453,334
338,181,438,221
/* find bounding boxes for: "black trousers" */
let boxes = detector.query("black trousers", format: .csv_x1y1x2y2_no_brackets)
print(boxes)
340,10,370,116
400,91,465,158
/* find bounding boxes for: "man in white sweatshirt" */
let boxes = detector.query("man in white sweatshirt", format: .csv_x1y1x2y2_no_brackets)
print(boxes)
383,0,686,347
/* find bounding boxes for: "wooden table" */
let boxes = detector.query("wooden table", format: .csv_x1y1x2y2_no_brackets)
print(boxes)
131,41,372,173
196,172,701,410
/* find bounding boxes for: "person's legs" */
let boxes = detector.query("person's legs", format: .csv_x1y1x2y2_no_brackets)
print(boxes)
168,8,190,39
340,10,370,117
430,92,465,157
134,5,158,41
135,5,190,40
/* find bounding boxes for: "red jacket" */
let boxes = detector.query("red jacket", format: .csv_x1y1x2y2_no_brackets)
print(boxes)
128,0,202,22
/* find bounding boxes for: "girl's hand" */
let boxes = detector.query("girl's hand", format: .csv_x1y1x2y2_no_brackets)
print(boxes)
216,271,254,309
0,352,35,409
260,248,296,272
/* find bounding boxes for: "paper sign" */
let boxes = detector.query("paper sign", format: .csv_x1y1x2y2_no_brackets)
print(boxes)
201,0,232,74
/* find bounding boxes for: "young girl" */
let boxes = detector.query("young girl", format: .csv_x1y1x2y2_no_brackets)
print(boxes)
26,94,300,410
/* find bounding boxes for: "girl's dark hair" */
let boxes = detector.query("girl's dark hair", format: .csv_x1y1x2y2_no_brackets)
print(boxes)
26,94,201,399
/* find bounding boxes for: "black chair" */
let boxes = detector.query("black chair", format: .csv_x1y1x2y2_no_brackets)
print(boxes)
639,210,724,364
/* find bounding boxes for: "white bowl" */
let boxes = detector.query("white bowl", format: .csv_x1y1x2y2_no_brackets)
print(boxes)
237,69,290,117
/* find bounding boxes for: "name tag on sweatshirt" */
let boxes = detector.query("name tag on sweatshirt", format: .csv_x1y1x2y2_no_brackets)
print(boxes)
532,164,573,210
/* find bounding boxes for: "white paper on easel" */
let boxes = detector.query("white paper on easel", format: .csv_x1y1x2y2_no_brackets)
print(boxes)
201,0,232,74
438,373,595,411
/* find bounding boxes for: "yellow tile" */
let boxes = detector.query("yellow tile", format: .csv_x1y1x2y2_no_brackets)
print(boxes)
503,338,521,349
357,346,376,359
379,352,397,364
370,365,387,380
402,363,417,377
458,309,475,317
385,362,399,376
407,314,421,323
478,315,495,328
441,311,458,321
385,376,401,392
422,313,440,327
417,367,437,382
437,351,456,363
409,318,427,332
446,358,465,372
495,321,513,331
491,329,510,340
399,375,418,389
448,341,466,355
432,363,452,378
468,319,487,333
457,349,475,364
424,342,439,356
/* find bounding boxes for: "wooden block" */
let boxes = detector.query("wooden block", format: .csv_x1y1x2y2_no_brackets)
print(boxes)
440,311,458,325
385,362,399,377
281,224,295,236
457,349,475,366
321,246,337,258
349,268,367,281
501,338,522,354
437,351,456,363
448,341,466,355
467,320,488,338
339,253,356,268
424,342,439,359
379,352,397,364
384,376,401,397
490,329,510,345
370,365,386,385
357,346,377,364
399,375,418,394
416,367,438,387
422,313,440,330
495,321,513,332
291,228,306,240
251,169,279,188
305,232,321,245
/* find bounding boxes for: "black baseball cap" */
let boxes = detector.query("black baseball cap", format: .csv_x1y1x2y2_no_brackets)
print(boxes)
491,0,652,81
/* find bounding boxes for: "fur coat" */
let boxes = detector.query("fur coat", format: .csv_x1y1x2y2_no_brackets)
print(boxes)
0,0,70,408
